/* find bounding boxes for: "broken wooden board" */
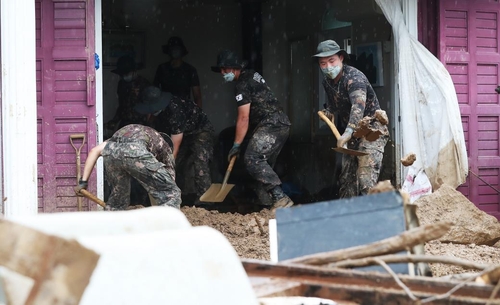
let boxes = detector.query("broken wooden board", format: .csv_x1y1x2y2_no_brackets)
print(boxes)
243,260,500,305
0,218,100,305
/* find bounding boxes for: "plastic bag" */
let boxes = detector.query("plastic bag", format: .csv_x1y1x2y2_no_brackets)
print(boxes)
402,166,432,203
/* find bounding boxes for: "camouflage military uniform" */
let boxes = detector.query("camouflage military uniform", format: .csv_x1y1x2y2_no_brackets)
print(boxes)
102,124,181,209
154,97,215,197
323,65,389,198
114,75,151,128
235,70,291,193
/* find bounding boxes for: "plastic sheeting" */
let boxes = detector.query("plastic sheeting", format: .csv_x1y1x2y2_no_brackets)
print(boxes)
374,0,468,189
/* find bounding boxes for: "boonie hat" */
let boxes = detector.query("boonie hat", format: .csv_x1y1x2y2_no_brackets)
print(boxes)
162,36,188,56
111,55,136,75
313,40,350,60
134,86,172,114
211,50,247,73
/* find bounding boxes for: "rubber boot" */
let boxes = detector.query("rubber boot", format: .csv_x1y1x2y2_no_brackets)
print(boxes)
268,186,294,209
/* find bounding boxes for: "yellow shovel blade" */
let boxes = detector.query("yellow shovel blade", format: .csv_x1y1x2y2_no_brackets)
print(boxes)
199,183,235,203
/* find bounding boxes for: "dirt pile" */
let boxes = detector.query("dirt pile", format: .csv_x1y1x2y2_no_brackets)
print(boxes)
182,206,272,260
414,184,500,276
182,185,500,278
415,184,500,246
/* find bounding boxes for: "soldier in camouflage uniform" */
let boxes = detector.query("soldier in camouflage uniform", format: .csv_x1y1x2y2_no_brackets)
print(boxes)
314,40,389,198
75,124,181,210
107,55,151,131
135,86,214,202
211,50,293,209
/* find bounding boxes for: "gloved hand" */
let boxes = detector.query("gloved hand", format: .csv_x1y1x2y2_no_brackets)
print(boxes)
74,179,88,197
227,143,241,162
337,127,354,148
321,108,334,121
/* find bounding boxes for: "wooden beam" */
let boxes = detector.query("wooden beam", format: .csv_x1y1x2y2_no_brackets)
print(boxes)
242,259,497,300
283,221,452,265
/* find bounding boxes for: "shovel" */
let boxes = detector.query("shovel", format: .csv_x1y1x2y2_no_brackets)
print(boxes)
199,155,237,202
70,134,86,211
318,111,368,156
75,188,106,208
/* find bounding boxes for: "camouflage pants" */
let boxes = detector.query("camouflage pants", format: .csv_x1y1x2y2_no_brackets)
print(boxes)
175,131,214,197
339,133,389,198
103,142,181,209
244,124,289,191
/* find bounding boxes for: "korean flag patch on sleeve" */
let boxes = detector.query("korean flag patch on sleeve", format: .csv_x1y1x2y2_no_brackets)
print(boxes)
235,94,243,102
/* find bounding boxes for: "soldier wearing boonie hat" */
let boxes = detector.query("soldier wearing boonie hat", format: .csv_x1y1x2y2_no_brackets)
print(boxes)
314,40,389,198
107,55,151,131
211,50,294,209
135,86,215,206
154,36,203,108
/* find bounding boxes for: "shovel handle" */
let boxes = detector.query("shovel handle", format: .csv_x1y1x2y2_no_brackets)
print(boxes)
77,189,106,208
222,156,237,186
318,111,341,140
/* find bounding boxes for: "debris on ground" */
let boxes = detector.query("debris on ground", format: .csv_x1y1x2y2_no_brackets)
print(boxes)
183,184,500,278
400,153,416,167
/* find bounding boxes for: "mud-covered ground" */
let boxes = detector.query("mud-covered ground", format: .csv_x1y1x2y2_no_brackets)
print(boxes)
181,185,500,278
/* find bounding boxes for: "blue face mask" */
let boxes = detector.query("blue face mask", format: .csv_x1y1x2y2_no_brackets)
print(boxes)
223,72,235,82
321,65,341,79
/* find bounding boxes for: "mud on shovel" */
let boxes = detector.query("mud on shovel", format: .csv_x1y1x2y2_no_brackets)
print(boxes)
199,155,237,202
317,111,368,156
70,134,86,211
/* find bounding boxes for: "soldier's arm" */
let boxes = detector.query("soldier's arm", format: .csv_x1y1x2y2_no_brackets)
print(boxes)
192,86,202,108
171,133,183,159
347,84,367,129
235,104,250,145
81,141,107,181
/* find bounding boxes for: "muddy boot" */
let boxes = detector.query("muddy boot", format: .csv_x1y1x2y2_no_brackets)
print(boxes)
268,186,294,209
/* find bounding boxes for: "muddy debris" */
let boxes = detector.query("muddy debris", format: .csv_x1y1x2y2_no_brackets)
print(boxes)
180,184,500,278
401,153,417,167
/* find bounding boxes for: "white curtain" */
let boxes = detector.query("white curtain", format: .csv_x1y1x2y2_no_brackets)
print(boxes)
375,0,468,189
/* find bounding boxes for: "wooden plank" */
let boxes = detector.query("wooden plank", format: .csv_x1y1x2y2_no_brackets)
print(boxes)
242,260,499,301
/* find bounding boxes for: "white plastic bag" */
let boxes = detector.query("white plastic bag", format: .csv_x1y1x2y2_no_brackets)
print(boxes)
402,166,432,203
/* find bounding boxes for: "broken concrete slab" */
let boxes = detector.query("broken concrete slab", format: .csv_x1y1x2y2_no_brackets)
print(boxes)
6,207,259,305
0,219,100,305
415,184,500,246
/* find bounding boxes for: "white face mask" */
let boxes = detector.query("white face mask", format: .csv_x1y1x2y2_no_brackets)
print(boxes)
223,71,235,82
321,65,341,79
122,73,134,82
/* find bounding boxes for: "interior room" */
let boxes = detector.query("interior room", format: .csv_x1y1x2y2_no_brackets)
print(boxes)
100,0,396,205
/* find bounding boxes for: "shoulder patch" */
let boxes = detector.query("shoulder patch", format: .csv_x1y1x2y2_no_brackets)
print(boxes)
235,94,243,102
253,72,266,84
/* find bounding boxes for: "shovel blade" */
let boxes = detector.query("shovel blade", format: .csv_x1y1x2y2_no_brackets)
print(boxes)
199,183,235,202
332,147,369,156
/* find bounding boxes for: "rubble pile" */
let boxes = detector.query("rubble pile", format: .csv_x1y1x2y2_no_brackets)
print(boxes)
184,184,500,278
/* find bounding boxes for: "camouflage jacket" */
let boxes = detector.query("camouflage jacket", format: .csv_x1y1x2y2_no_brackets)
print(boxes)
115,75,151,123
155,97,214,136
235,70,291,128
103,124,172,166
322,65,382,130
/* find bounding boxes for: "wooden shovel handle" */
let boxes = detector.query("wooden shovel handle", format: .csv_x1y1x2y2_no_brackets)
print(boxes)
222,156,237,186
318,111,341,140
78,188,106,208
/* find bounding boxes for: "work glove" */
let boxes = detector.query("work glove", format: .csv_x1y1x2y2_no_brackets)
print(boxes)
227,143,241,162
337,127,354,149
320,108,334,121
74,179,88,197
